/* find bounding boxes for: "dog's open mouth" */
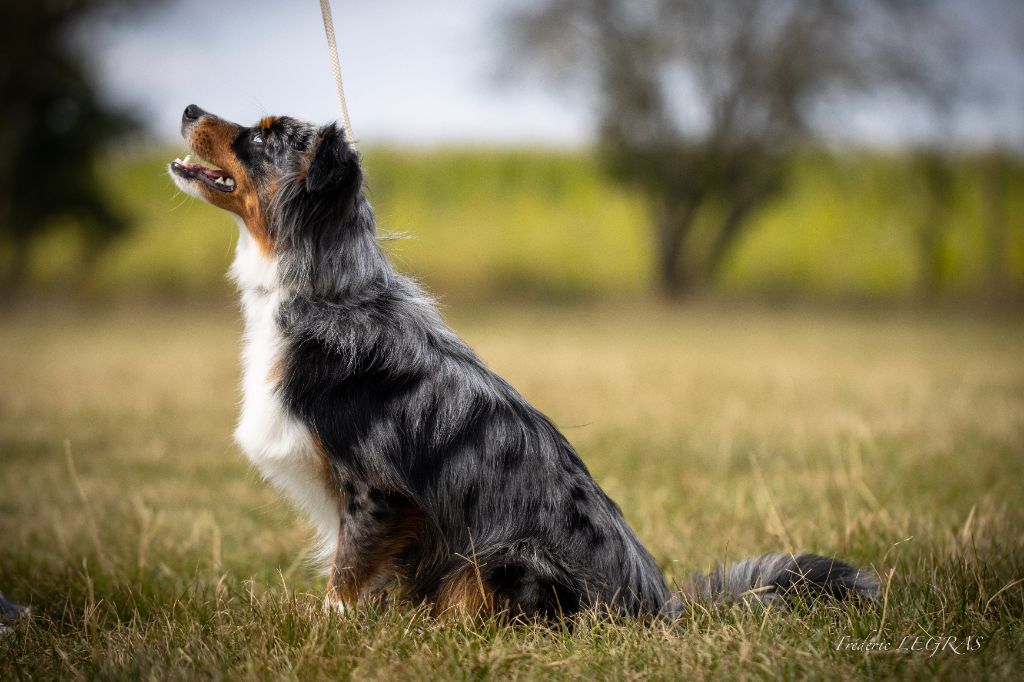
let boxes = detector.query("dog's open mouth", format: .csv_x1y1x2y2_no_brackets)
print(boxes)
170,154,236,192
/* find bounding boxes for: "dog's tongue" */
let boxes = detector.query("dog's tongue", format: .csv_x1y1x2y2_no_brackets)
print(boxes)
184,162,228,179
193,165,229,180
180,154,229,179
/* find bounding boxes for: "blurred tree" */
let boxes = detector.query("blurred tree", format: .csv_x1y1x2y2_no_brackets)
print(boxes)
506,0,960,297
0,0,158,295
981,149,1012,301
912,150,957,300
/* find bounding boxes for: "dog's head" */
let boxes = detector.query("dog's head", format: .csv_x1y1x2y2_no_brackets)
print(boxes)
169,105,363,255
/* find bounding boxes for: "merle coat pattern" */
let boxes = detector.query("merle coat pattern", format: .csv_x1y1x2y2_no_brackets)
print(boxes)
169,105,879,618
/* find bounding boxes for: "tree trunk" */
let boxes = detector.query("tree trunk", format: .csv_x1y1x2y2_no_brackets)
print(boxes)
653,197,701,299
917,204,946,301
0,235,31,305
982,151,1009,301
914,155,954,301
705,193,764,281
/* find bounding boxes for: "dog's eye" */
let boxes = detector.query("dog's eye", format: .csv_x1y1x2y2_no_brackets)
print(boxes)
252,132,265,145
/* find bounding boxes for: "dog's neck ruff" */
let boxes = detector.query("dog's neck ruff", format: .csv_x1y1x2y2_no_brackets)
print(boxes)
229,221,340,565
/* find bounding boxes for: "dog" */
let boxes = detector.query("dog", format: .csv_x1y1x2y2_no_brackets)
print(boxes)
169,104,879,618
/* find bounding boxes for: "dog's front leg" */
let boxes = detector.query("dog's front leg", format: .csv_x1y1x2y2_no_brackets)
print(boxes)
323,487,424,614
324,520,356,615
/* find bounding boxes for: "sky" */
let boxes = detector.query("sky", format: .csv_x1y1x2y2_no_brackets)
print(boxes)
86,0,590,146
85,0,1024,148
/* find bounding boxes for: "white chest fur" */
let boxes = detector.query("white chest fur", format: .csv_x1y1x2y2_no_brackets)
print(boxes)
230,227,339,565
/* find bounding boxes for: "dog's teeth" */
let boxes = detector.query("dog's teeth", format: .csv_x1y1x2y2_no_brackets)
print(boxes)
214,177,225,184
183,154,191,164
174,157,181,164
225,178,235,186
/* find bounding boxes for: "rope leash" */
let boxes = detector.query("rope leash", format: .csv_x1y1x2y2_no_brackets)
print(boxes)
319,0,354,142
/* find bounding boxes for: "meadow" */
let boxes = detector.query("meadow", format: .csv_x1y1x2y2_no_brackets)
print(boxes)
18,146,1024,302
1,300,1022,679
2,143,1023,678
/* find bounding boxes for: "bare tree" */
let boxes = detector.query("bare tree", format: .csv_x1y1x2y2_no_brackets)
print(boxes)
505,0,957,297
0,0,162,295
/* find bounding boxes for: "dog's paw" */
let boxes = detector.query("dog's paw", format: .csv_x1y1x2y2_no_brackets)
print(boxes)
322,595,349,617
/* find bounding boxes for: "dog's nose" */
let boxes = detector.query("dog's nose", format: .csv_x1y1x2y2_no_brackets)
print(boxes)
183,104,206,122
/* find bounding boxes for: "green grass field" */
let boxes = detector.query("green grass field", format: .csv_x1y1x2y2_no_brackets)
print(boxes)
1,301,1022,679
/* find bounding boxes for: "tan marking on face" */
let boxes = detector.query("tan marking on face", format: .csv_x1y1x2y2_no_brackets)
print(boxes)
259,116,276,130
186,118,274,254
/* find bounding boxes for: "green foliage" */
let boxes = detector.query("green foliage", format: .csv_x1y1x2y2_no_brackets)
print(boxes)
724,152,1024,300
1,303,1022,678
19,146,1024,302
0,1,150,291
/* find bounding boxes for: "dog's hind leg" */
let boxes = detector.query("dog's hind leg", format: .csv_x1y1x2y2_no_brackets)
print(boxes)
435,542,585,619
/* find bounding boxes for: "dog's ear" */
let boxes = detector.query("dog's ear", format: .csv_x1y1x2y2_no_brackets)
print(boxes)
305,124,361,195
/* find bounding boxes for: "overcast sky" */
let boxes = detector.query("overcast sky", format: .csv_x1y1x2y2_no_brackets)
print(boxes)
85,0,1024,148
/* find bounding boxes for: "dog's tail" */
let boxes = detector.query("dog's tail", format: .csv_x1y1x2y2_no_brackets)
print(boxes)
676,553,880,608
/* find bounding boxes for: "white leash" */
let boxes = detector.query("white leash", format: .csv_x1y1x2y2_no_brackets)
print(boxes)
319,0,355,142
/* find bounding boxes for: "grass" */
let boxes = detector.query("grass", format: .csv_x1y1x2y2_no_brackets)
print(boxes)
16,147,1024,301
1,300,1022,679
